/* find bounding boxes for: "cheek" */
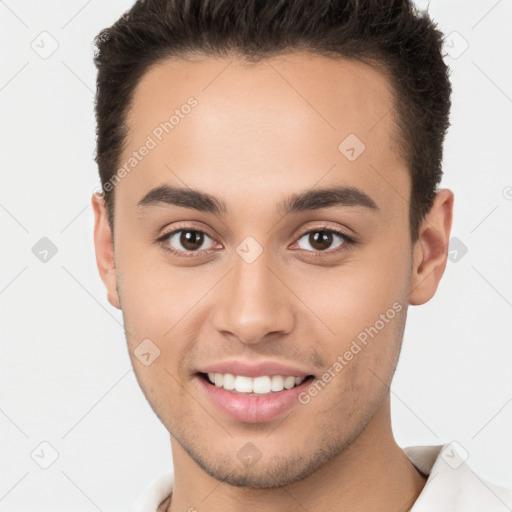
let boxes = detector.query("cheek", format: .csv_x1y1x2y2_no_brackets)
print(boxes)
290,237,410,398
114,238,202,334
294,249,410,348
116,256,201,413
115,252,216,385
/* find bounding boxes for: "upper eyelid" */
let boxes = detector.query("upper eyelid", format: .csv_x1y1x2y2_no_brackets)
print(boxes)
157,225,218,244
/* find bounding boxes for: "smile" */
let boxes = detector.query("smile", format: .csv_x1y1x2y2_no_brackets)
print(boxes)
204,372,310,395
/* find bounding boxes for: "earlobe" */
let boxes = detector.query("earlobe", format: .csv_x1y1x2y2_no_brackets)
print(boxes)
91,193,121,310
408,188,454,306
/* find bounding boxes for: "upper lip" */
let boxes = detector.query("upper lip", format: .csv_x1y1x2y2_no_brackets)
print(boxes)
198,360,313,378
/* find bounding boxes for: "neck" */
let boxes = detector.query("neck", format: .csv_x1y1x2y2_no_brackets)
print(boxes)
162,394,427,512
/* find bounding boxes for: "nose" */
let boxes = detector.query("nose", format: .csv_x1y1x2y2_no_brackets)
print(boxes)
212,249,295,345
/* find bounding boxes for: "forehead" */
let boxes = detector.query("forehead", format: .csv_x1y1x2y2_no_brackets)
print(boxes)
119,52,408,220
127,51,397,144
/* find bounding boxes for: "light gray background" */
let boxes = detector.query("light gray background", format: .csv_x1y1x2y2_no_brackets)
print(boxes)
0,0,511,510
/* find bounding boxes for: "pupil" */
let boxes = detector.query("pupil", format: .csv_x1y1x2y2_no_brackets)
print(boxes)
310,231,332,251
181,230,203,250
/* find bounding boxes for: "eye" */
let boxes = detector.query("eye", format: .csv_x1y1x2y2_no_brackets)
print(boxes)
293,227,355,255
156,225,355,258
157,228,219,257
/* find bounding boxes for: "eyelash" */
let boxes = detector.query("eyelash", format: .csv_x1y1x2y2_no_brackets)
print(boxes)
156,224,356,258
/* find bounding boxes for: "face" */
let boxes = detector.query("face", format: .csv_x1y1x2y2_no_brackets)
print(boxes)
93,52,451,488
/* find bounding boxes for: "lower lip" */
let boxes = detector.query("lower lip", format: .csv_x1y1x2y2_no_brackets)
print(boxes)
197,375,312,423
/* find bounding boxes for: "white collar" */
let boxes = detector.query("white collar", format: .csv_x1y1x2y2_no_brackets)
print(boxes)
407,443,512,511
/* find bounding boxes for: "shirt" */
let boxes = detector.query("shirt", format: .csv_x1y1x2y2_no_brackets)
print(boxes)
128,442,512,511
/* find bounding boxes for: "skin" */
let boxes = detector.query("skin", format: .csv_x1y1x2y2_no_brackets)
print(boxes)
92,52,453,512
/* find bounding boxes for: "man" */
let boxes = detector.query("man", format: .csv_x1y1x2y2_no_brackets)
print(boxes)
91,1,512,511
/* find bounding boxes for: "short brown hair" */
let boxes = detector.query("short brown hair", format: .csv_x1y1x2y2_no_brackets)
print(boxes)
93,0,452,242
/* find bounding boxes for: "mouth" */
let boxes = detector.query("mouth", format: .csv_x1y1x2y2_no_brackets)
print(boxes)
197,371,316,396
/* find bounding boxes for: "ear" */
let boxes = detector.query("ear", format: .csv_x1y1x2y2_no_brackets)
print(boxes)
409,188,454,306
91,193,121,310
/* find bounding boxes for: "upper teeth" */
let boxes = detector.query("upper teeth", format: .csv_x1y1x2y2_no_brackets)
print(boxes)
207,373,306,394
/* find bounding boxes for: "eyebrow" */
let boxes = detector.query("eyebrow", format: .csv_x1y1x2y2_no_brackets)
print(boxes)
137,184,379,217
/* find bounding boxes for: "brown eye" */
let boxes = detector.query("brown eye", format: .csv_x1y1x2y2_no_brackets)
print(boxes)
309,231,334,251
165,229,214,253
295,229,349,253
180,230,204,251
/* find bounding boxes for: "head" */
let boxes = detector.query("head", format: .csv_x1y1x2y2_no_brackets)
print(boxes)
92,0,453,488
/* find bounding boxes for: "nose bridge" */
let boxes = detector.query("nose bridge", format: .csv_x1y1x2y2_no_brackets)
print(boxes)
213,245,294,344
